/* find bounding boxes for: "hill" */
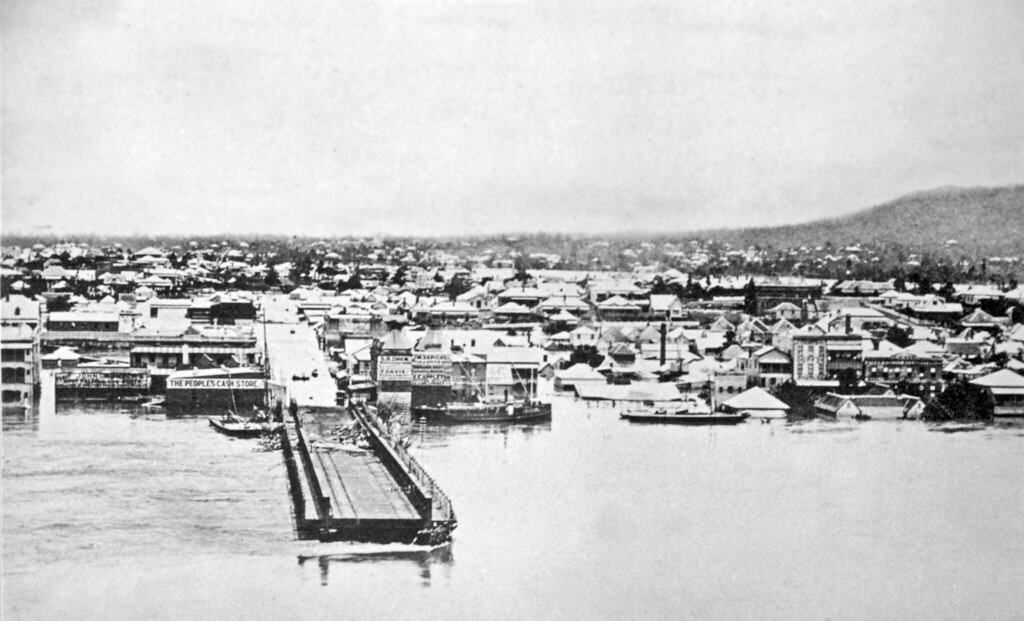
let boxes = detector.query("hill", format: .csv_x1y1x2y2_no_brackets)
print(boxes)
693,185,1024,256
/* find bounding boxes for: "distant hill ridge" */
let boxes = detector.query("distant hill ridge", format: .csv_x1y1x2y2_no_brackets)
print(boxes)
701,185,1024,255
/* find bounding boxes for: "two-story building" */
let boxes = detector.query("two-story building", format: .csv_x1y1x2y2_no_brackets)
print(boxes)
862,345,945,398
1,295,42,405
792,331,864,387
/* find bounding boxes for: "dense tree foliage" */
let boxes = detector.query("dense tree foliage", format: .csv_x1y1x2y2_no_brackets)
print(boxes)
921,382,994,421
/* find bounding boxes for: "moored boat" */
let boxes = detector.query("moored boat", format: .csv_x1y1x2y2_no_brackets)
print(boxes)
619,409,750,425
208,414,283,438
620,394,748,425
415,400,552,423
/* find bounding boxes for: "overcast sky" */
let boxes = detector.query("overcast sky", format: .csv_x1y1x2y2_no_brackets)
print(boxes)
3,0,1022,237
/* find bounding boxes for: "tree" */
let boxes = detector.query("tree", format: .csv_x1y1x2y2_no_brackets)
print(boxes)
772,380,816,417
922,382,993,421
568,346,603,368
264,267,280,288
337,272,362,292
724,330,737,346
650,276,669,295
390,266,409,287
443,276,473,301
836,368,859,392
742,278,758,315
883,324,914,348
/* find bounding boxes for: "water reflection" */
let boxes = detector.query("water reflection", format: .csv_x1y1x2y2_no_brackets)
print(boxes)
298,543,454,587
2,404,37,432
412,418,551,449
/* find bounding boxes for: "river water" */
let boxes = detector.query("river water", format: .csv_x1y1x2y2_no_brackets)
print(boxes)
4,396,1024,620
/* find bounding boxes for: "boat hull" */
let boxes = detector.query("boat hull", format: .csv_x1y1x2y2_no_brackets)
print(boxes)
620,412,749,425
414,402,552,424
208,417,283,438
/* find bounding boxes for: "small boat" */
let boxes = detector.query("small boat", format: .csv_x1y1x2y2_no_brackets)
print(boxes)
208,413,284,438
414,400,552,424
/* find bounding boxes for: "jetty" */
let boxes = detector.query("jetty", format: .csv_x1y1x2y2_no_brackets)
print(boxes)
263,296,456,545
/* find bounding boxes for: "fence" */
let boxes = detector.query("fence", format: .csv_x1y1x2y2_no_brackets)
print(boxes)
352,403,456,524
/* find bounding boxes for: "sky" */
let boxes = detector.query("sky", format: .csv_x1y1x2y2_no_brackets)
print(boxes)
2,0,1023,237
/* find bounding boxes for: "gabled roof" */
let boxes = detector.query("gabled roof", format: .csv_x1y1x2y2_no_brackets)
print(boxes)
494,301,532,314
636,325,661,342
608,342,637,358
549,309,580,323
649,294,682,311
555,362,604,380
793,323,826,336
722,387,790,411
41,346,81,360
752,346,790,364
536,295,590,311
40,265,69,279
736,317,770,334
597,295,640,310
970,369,1024,388
708,316,735,331
381,329,414,351
960,308,1004,326
900,340,945,358
719,344,745,361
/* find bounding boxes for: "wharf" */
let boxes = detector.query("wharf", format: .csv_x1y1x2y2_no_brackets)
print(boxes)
263,294,456,544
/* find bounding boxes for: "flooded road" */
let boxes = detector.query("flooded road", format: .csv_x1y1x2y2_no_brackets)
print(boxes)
4,397,1024,620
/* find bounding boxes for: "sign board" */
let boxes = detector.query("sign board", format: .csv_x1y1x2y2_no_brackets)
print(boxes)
377,354,413,382
167,377,265,390
56,369,150,390
412,351,451,386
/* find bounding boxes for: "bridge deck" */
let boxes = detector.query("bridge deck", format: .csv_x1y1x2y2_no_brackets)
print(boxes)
262,294,421,528
314,447,419,520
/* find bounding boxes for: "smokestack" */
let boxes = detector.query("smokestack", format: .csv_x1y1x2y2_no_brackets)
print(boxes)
659,322,667,366
845,315,851,334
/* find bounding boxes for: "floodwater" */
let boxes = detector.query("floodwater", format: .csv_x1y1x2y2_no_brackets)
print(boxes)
4,396,1024,620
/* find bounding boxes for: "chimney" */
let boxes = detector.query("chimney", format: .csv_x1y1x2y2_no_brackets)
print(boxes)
659,322,667,366
845,315,851,334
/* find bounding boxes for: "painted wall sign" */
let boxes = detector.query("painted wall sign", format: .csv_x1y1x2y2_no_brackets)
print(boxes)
167,378,265,390
412,352,451,386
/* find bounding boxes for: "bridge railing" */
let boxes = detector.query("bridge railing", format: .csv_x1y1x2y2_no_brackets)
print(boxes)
353,404,456,524
290,403,332,519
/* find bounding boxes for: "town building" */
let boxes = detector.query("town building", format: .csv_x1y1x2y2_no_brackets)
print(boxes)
970,369,1024,417
1,295,42,405
791,331,864,387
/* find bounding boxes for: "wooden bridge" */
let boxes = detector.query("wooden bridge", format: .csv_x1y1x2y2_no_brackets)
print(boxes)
263,295,456,544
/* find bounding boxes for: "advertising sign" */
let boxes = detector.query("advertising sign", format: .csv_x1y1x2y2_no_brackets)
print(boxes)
56,370,150,390
166,378,265,390
412,351,451,386
377,354,413,382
